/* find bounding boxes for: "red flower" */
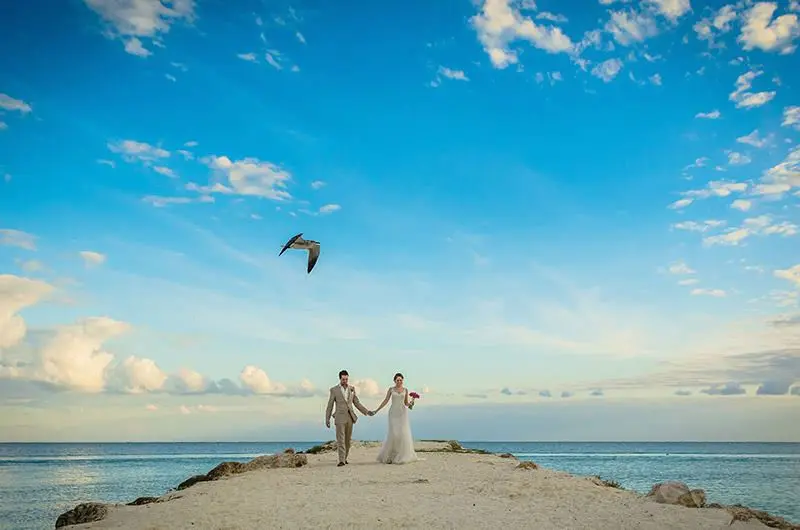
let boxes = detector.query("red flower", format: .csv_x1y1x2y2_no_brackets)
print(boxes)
409,392,420,399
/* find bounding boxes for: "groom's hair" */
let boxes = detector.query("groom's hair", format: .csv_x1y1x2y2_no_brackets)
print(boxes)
339,370,349,378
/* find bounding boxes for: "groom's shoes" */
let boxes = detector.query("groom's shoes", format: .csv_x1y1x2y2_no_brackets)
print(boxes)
337,462,345,467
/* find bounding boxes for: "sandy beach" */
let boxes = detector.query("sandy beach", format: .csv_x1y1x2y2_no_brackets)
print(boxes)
57,441,795,530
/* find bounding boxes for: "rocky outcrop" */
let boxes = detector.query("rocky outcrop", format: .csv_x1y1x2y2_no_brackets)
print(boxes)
126,497,158,506
516,461,539,470
55,503,108,528
176,474,211,490
646,481,705,507
242,452,307,472
588,476,623,489
177,452,307,490
206,461,246,480
54,449,307,528
302,441,337,454
708,504,800,529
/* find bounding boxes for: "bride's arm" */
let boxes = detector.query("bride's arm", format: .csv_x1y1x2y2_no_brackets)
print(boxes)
404,388,409,407
373,388,391,413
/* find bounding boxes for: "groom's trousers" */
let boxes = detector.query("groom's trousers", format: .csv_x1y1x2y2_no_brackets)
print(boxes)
335,419,353,464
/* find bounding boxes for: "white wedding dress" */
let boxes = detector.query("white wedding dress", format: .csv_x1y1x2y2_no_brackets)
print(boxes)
376,388,418,464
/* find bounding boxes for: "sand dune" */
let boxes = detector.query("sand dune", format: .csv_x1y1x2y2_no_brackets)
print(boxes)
58,441,793,530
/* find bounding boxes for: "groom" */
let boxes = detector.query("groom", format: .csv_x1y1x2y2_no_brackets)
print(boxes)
325,369,373,466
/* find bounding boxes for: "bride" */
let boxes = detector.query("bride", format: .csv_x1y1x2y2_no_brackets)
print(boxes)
371,373,418,464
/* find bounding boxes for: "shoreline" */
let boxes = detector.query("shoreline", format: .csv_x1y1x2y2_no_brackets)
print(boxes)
55,440,800,529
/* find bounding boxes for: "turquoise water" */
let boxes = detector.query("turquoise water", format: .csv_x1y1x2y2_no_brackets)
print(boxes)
0,442,797,529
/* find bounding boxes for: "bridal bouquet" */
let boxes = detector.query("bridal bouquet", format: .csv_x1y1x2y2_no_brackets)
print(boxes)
408,391,421,410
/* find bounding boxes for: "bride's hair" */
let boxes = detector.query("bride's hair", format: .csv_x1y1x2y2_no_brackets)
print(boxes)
393,373,404,382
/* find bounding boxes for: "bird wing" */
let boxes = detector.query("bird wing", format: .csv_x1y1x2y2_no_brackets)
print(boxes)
279,233,303,256
307,243,320,273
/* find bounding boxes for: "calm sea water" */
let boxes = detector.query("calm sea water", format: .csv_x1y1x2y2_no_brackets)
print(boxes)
0,441,797,529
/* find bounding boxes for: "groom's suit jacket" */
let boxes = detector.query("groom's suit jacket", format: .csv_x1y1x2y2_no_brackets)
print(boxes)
326,384,369,425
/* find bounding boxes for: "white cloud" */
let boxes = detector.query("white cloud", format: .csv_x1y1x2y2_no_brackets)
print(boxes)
672,180,748,210
738,2,800,54
736,129,771,148
0,275,53,350
774,264,800,288
0,93,32,114
352,378,382,398
691,288,727,297
438,66,469,81
678,278,699,285
668,261,696,274
536,12,568,23
672,220,726,232
591,58,624,82
239,365,288,395
202,155,292,201
694,4,738,47
296,31,306,44
470,0,574,69
782,106,800,130
729,70,776,109
266,53,282,70
646,0,692,21
727,151,752,165
310,180,325,190
112,356,168,393
109,139,170,164
145,404,158,411
172,367,208,393
35,317,130,393
124,37,151,57
237,52,257,62
604,9,659,45
668,198,694,209
431,66,470,87
0,229,37,250
79,251,107,267
731,199,752,211
318,204,341,214
649,73,662,85
751,145,799,197
695,109,721,119
703,215,798,246
83,0,196,57
153,165,177,178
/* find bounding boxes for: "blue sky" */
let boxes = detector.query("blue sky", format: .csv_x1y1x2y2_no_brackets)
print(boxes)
1,0,799,442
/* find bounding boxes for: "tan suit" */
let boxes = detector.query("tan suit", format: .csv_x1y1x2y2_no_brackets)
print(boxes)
326,384,369,464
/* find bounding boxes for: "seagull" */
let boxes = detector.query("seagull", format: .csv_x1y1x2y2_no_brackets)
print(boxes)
279,233,321,273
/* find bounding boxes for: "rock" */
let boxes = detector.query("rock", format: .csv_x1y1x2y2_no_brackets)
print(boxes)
723,505,800,530
589,476,623,489
677,489,706,508
516,461,539,470
127,496,158,506
242,452,308,472
447,441,464,452
55,503,109,528
498,453,517,459
283,448,295,454
206,461,246,480
646,481,692,505
177,474,211,490
303,441,337,454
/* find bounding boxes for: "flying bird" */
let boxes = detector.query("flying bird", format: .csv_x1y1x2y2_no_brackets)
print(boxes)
279,233,321,273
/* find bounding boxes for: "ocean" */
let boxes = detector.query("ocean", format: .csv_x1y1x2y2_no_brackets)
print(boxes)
0,441,797,529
